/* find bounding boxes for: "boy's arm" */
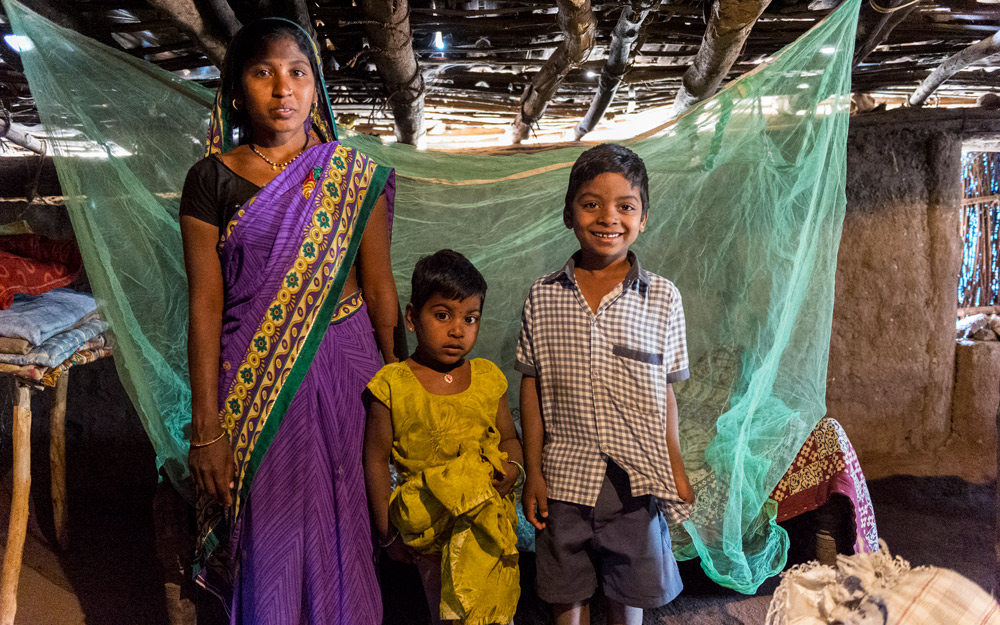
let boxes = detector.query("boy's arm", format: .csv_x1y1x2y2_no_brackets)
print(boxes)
362,397,396,543
665,384,695,504
520,374,549,529
492,391,524,497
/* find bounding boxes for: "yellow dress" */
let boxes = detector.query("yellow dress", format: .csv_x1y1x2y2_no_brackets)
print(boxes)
367,358,520,625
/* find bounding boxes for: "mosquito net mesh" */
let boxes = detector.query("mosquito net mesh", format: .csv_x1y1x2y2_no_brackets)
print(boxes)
5,0,857,593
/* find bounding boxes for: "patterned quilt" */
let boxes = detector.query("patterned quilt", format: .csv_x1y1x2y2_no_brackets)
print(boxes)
770,418,879,554
0,234,82,309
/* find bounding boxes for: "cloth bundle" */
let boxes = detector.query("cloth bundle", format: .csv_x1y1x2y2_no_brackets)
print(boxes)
0,289,113,386
765,541,1000,625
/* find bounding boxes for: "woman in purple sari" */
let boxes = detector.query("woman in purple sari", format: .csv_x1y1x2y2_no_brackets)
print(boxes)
179,18,400,624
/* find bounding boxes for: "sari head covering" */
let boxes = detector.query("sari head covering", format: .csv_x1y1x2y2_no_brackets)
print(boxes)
206,16,337,157
193,19,392,623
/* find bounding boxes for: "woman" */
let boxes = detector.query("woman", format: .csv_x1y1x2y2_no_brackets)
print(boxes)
179,18,401,624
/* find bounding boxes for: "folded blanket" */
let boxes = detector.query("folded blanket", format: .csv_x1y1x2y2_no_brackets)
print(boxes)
0,318,107,368
0,336,32,355
0,234,82,309
0,289,97,345
40,346,114,387
0,362,44,381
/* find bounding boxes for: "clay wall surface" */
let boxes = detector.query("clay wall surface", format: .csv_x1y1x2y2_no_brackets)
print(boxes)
828,109,1000,481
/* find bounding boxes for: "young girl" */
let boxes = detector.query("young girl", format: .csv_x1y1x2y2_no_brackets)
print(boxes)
363,249,523,625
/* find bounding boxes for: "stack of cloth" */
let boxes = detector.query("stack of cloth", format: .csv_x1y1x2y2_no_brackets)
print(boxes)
0,288,113,387
766,540,1000,625
0,233,83,309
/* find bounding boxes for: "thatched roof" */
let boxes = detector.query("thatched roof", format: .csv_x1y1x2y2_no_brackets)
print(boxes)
1,0,998,146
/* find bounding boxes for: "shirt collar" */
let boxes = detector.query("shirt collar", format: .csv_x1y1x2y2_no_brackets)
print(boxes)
547,250,650,289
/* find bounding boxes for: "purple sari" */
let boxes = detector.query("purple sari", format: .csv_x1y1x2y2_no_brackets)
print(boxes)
194,140,393,625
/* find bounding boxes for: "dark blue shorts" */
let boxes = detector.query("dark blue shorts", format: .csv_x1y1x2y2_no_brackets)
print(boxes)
534,461,683,608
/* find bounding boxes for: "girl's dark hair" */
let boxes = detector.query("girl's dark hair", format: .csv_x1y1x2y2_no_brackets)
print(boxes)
563,143,650,227
221,19,319,144
410,250,487,312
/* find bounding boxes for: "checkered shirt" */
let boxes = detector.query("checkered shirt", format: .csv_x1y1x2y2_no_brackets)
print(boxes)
516,251,691,522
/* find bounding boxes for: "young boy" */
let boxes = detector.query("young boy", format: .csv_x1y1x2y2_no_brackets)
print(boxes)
517,144,695,625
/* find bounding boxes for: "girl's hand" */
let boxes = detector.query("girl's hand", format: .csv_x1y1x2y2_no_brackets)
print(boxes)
522,471,548,530
492,460,520,497
189,436,235,507
384,537,415,564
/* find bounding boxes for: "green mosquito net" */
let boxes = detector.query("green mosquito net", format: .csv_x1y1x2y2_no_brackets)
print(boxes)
6,0,856,593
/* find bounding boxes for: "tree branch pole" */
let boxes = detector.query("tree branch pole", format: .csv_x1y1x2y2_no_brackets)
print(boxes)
908,29,1000,107
362,0,426,146
0,117,46,155
147,0,239,67
509,0,596,144
669,0,771,118
574,1,656,140
852,0,921,67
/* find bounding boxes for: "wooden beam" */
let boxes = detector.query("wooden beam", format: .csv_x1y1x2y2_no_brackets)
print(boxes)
853,0,923,67
0,117,45,155
670,0,772,117
146,0,239,67
575,0,658,140
362,0,426,146
508,0,596,144
908,29,1000,107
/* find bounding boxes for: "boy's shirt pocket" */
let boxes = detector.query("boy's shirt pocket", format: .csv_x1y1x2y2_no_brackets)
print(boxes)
606,345,668,416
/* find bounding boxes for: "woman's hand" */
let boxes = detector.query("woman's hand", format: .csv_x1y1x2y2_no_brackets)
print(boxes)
492,460,520,497
189,436,235,507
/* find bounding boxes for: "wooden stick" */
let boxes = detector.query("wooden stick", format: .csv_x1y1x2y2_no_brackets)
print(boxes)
50,373,69,550
962,195,1000,206
363,0,426,146
958,305,1000,317
509,0,596,143
669,0,772,117
0,383,31,625
908,29,1000,107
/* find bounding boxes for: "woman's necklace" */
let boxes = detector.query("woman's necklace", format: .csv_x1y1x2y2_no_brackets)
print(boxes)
249,134,310,171
444,373,454,384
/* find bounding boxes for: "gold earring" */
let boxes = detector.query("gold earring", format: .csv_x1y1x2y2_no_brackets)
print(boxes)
231,99,240,110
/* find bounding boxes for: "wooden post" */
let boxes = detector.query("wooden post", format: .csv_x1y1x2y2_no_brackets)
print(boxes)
908,30,1000,108
50,373,69,550
0,383,31,625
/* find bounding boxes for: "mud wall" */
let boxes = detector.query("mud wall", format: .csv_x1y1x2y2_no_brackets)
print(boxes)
828,109,1000,482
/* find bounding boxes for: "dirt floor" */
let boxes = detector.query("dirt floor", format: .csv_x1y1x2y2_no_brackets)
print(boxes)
0,362,994,624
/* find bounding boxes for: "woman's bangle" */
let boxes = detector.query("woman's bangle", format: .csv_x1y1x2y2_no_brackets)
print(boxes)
190,431,227,449
379,531,400,548
509,459,525,490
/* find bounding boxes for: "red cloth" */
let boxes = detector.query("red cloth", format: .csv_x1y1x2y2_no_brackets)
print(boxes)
770,418,879,554
0,235,82,309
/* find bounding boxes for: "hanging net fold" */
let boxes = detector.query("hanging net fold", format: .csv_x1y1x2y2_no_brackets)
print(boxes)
5,0,857,593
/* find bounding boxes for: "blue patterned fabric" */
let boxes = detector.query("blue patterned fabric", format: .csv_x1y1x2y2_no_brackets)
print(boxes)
0,289,97,345
0,317,107,367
